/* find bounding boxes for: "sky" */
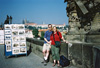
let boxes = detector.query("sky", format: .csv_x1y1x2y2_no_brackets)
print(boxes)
0,0,68,25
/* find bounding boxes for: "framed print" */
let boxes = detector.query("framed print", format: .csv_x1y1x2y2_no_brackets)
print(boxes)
19,30,25,35
19,42,26,47
5,40,11,45
6,45,11,52
12,30,18,35
18,25,25,29
12,48,20,54
5,35,11,40
5,25,11,29
12,36,19,42
5,30,11,35
12,42,19,48
11,24,19,29
20,48,26,53
19,36,26,41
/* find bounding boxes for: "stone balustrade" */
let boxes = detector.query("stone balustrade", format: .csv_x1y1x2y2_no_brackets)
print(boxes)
26,37,100,68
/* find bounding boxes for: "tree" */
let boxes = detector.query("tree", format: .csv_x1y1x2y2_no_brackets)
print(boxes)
28,26,33,30
40,31,45,40
32,29,39,38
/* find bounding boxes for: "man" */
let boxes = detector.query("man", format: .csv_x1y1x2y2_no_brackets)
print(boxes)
42,24,52,66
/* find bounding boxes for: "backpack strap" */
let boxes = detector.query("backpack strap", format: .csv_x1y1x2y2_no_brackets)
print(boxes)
53,33,55,42
57,32,61,41
53,31,61,42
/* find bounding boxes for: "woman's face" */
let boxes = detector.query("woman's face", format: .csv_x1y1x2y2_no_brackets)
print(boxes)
53,27,57,32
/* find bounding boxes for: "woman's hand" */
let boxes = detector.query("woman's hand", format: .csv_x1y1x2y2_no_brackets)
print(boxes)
63,40,69,43
49,45,51,49
65,41,69,43
63,40,66,42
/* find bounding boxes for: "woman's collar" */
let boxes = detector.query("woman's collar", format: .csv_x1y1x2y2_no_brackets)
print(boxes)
54,31,57,34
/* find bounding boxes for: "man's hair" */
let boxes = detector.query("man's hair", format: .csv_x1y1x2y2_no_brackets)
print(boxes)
48,24,52,27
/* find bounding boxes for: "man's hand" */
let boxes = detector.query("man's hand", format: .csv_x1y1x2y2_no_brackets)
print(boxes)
47,41,51,44
48,41,51,44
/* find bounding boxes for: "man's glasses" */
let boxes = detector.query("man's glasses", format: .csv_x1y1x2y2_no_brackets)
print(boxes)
48,27,51,28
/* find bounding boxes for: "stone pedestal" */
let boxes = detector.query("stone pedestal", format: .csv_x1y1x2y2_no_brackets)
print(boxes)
64,0,100,68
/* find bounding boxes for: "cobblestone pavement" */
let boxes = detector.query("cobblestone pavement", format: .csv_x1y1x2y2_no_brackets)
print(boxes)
0,45,77,68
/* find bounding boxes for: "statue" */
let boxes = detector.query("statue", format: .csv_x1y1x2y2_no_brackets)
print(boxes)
10,16,12,24
65,0,100,34
4,15,9,24
64,0,100,68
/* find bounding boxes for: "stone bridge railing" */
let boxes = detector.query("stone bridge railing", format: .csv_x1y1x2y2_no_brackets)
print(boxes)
26,38,100,68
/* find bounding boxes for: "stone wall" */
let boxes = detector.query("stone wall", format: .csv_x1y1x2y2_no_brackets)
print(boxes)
26,38,100,68
26,38,68,62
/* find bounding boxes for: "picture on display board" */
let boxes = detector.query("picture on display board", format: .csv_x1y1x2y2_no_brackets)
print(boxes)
12,42,19,48
12,36,19,42
12,48,20,54
6,45,11,52
19,30,25,35
18,25,25,29
11,24,19,29
5,35,11,40
5,30,11,35
5,40,11,45
5,25,11,29
20,48,26,53
19,36,25,41
12,30,18,35
20,42,26,47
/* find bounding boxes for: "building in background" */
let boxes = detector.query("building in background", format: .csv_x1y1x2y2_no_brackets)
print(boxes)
23,19,69,38
25,29,33,38
23,19,66,29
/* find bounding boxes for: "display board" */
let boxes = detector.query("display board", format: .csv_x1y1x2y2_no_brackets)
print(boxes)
4,24,27,56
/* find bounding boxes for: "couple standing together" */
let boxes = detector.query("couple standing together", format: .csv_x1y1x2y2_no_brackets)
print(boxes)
42,24,68,67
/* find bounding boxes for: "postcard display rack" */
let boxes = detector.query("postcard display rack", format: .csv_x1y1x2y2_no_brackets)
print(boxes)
4,24,27,57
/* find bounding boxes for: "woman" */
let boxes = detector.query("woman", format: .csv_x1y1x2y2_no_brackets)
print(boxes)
50,26,68,67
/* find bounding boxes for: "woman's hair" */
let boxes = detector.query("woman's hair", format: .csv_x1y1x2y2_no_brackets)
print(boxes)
51,26,58,36
52,26,58,31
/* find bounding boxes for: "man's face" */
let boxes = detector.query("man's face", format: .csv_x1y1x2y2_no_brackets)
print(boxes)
48,25,52,31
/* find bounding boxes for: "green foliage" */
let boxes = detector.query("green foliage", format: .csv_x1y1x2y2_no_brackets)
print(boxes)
25,26,36,30
40,31,45,40
28,26,36,30
38,26,42,29
32,29,39,38
25,26,27,28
